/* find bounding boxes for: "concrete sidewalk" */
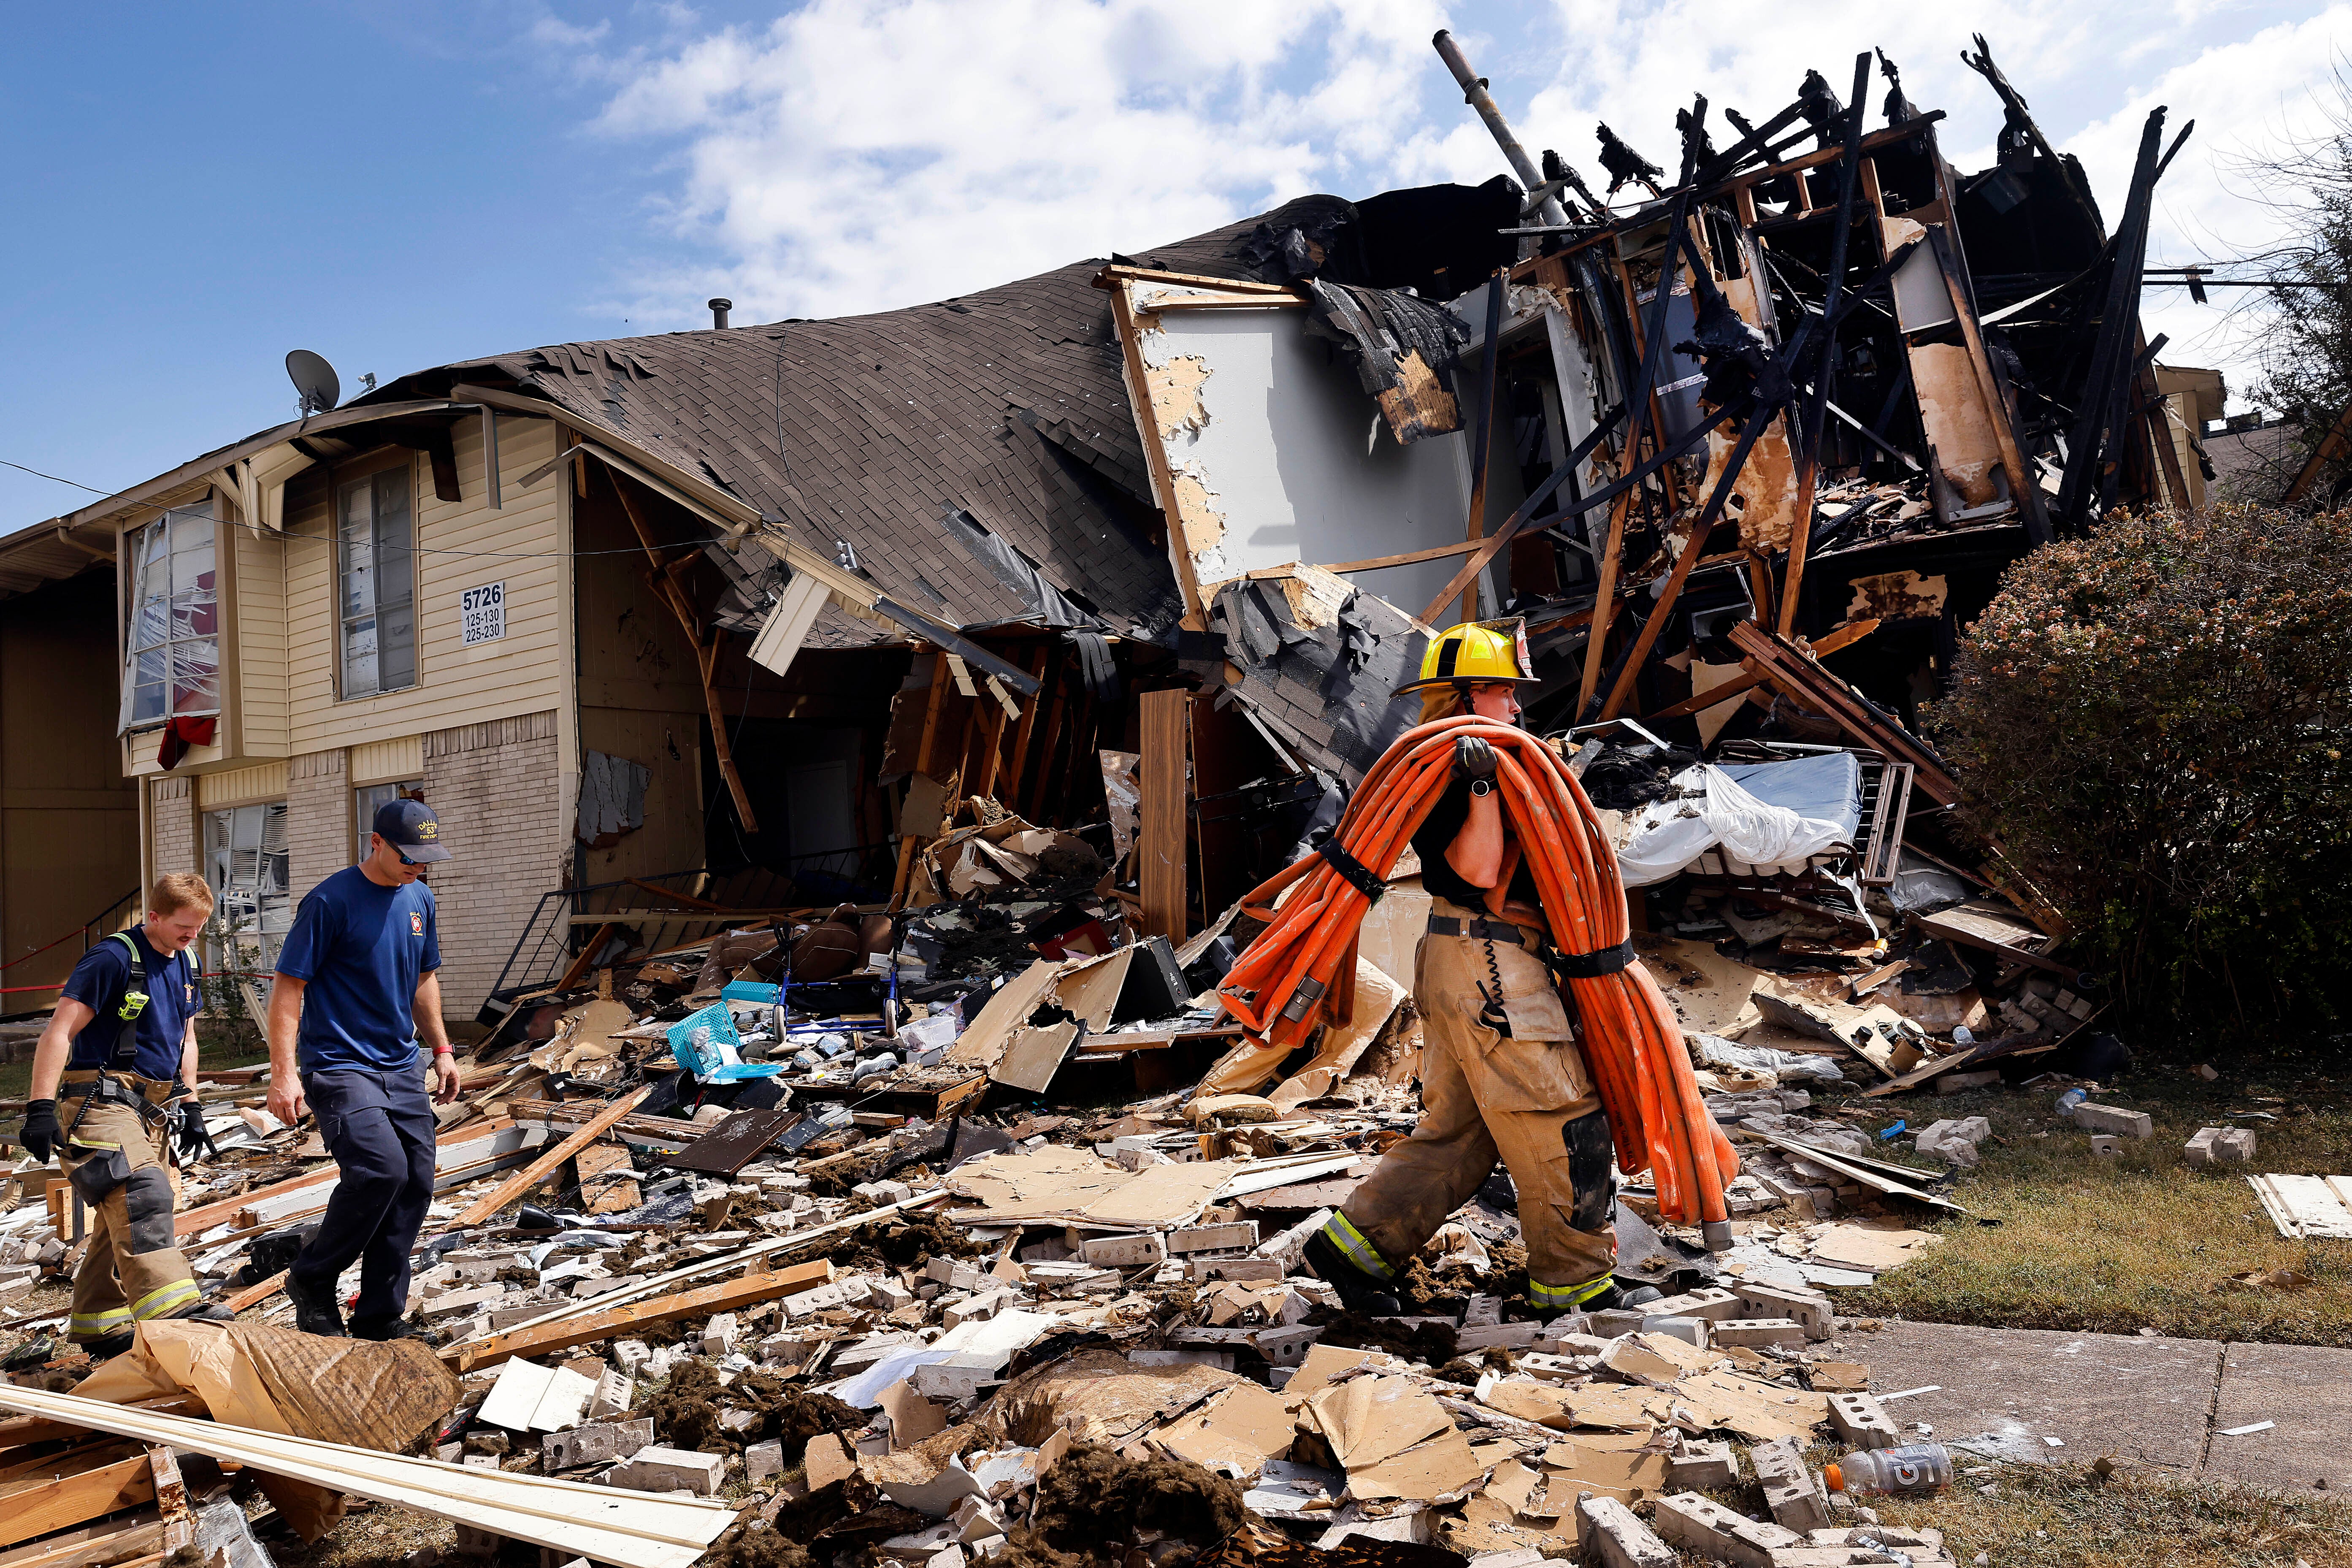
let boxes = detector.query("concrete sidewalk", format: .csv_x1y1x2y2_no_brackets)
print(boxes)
1850,1319,2352,1493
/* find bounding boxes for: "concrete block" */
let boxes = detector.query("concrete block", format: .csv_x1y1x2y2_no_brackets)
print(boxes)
610,1444,727,1496
610,1339,652,1373
586,1369,635,1422
1589,1308,1648,1338
1080,1232,1166,1267
2070,1102,2153,1138
1168,1221,1259,1254
851,1179,912,1204
1640,1315,1708,1347
1645,1286,1743,1322
1713,1318,1805,1350
943,1286,1018,1328
703,1313,739,1357
1748,1436,1829,1533
1455,1321,1543,1351
867,1279,915,1311
542,1418,654,1471
1651,1492,1804,1567
782,1281,856,1317
2185,1126,2256,1167
1827,1392,1899,1451
1667,1438,1738,1489
1188,1257,1283,1284
1731,1281,1832,1341
924,1258,993,1292
909,1352,1009,1400
745,1439,785,1481
2089,1135,2121,1157
1575,1495,1676,1568
1934,1069,2001,1094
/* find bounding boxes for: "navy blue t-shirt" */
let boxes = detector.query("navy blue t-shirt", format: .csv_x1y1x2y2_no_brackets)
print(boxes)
59,929,199,1082
274,867,442,1073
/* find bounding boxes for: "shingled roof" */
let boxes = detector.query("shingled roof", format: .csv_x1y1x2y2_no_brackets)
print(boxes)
363,205,1356,647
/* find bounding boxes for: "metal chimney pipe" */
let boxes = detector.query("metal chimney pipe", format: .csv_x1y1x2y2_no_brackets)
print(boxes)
708,298,733,329
1432,31,1571,230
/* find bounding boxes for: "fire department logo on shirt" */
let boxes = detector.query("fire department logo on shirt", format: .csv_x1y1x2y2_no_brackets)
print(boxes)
411,913,425,935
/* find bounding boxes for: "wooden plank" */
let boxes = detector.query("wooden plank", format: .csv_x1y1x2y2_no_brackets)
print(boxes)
552,923,615,995
1726,620,1960,802
0,1401,201,1455
449,1259,835,1373
1322,539,1483,574
1137,689,1191,942
0,1513,169,1568
447,1086,653,1229
2282,399,2352,504
998,646,1051,802
607,474,759,832
0,1454,154,1549
1646,618,1878,720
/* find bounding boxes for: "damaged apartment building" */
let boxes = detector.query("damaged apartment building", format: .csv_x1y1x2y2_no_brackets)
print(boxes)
0,32,2197,1028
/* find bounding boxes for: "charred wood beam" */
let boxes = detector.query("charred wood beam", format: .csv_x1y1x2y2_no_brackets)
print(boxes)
1696,100,1811,186
1455,267,1510,623
1576,195,1692,709
1960,34,2104,238
1779,53,1873,637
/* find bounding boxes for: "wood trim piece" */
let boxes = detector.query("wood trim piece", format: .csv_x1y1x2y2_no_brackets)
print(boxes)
447,1086,653,1229
0,1388,733,1568
0,1454,154,1549
1106,282,1209,622
449,1259,833,1373
1138,689,1190,942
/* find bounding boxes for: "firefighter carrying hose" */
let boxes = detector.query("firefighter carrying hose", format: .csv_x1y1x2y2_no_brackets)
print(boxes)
1302,620,1662,1318
16,875,235,1356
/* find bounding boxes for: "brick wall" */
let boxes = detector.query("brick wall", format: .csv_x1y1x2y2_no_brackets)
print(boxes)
422,710,563,1016
150,776,196,879
286,748,350,901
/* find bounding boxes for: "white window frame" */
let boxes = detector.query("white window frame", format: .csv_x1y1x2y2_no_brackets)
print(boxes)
117,505,221,733
337,462,419,700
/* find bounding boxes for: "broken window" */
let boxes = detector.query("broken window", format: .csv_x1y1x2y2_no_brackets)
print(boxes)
117,505,219,732
338,466,417,698
203,800,290,975
355,779,427,862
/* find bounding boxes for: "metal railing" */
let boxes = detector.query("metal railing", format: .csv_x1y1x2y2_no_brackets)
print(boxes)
481,847,894,1010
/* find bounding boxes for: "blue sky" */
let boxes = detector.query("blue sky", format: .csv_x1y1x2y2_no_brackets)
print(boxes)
4,0,2346,527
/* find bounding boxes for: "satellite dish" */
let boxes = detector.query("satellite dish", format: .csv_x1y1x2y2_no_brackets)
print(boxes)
285,350,341,415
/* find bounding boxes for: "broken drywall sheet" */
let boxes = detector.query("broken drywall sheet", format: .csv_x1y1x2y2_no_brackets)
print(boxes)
1912,343,2005,506
578,750,650,847
1843,569,1949,623
1116,278,1473,616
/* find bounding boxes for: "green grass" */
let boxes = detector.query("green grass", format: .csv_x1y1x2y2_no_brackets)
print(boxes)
1822,1061,2352,1346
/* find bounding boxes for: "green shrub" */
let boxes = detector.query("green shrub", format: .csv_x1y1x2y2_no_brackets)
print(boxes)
1932,505,2352,1043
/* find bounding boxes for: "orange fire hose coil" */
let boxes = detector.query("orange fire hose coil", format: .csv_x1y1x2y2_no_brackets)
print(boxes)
1214,716,1739,1240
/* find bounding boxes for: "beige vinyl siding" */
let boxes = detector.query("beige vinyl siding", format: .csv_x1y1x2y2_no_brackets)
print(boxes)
285,418,566,752
197,761,288,809
350,734,424,785
233,515,289,757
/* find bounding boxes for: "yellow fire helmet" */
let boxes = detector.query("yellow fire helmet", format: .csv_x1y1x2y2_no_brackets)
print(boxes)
1392,617,1540,699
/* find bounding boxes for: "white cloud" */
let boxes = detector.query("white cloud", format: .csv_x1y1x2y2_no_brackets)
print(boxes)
551,0,1446,325
551,0,2352,409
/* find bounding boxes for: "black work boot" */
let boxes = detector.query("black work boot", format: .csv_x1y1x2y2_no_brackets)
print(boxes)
283,1272,347,1338
78,1330,135,1362
1578,1280,1665,1313
162,1300,238,1324
348,1315,427,1343
1302,1230,1404,1318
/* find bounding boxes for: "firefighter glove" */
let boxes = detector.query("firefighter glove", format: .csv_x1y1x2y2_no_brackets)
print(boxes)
1453,736,1499,786
18,1101,57,1164
173,1099,218,1164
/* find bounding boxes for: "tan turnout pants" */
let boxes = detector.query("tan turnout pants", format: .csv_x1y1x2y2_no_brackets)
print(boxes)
1323,898,1619,1311
57,1071,198,1341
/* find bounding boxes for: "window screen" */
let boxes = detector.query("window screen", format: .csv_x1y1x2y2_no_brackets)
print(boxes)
118,506,220,731
338,466,417,698
203,802,290,975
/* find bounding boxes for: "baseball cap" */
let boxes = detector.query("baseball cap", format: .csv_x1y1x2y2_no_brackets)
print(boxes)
373,798,452,862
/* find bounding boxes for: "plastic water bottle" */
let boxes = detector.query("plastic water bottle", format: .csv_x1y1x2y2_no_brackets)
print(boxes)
1825,1443,1953,1496
1951,1025,1975,1048
2057,1087,2089,1114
